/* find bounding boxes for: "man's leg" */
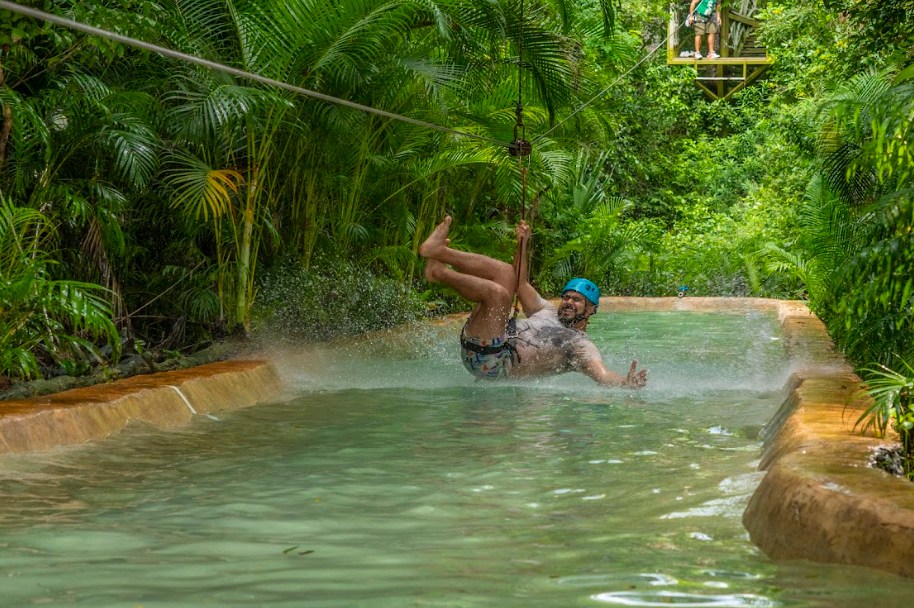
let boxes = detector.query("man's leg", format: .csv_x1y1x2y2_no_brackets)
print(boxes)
420,217,517,289
420,217,516,339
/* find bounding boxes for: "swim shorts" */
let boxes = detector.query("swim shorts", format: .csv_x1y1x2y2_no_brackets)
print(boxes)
694,16,720,35
460,332,514,379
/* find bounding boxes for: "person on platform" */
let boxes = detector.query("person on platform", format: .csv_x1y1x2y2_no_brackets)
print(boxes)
687,0,722,59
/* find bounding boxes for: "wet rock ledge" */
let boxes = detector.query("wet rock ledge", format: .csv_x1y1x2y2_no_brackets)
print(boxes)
0,360,281,454
604,297,914,579
743,302,914,580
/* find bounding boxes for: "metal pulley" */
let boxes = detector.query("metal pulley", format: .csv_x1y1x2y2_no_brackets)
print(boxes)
509,103,532,157
509,136,532,157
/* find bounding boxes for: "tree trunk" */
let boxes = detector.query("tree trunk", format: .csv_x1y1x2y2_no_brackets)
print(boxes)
0,55,12,168
235,169,258,332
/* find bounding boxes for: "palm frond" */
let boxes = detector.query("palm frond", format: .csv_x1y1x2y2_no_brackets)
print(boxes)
100,112,160,189
163,152,244,221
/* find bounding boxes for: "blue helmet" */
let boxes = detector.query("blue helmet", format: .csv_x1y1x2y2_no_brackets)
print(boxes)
562,278,600,308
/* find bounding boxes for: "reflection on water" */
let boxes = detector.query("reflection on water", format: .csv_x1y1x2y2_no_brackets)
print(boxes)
592,590,778,606
0,312,913,607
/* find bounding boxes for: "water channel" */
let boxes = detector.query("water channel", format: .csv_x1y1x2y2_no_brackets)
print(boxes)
1,312,912,606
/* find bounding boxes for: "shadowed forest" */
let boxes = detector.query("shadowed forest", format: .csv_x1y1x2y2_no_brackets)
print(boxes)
1,0,912,416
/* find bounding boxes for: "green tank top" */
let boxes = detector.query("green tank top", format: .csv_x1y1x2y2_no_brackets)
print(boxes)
695,0,718,18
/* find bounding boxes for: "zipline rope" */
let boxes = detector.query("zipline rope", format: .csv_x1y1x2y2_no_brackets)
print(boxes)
511,0,530,322
1,1,687,154
0,0,511,149
517,0,526,120
534,22,686,143
514,0,530,222
2,0,689,323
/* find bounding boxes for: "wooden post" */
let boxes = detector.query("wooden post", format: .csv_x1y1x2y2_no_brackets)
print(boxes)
721,5,730,58
668,7,680,62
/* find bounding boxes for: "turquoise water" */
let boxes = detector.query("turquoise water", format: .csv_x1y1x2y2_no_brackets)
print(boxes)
1,312,913,607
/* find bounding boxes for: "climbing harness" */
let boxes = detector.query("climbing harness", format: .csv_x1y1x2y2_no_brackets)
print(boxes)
460,320,521,365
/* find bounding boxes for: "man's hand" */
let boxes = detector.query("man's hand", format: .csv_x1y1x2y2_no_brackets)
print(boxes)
515,220,530,242
622,360,647,389
685,14,693,26
583,359,648,388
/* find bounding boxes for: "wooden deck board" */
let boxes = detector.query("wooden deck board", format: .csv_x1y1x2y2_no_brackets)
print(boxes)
668,56,771,65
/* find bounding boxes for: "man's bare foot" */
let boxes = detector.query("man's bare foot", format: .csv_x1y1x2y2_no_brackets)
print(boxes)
424,258,445,283
419,216,452,259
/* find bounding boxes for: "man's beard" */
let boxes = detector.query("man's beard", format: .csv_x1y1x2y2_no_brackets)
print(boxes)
558,309,587,327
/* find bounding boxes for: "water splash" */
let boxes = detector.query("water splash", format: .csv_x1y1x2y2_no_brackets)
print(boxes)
166,385,197,414
267,311,793,402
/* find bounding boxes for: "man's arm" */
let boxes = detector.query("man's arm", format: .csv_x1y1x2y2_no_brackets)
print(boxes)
686,0,699,25
513,221,549,317
583,359,648,388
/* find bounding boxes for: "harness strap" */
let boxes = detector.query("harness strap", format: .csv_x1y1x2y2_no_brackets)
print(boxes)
460,320,522,364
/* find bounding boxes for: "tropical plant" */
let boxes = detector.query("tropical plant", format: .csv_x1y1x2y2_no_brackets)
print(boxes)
0,13,163,340
829,0,914,68
152,0,302,333
0,195,119,381
543,197,643,285
767,175,864,305
857,357,914,480
808,66,914,367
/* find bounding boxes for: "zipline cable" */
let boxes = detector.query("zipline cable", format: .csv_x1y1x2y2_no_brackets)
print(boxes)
1,1,688,153
511,0,532,323
507,15,687,321
0,0,512,149
534,22,685,143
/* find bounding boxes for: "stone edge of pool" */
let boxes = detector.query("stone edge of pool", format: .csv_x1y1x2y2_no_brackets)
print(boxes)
605,297,914,579
1,297,912,578
0,359,282,454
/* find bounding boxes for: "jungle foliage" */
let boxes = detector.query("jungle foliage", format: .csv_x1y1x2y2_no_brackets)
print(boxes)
0,0,912,454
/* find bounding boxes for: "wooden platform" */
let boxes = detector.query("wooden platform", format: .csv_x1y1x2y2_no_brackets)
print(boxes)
667,3,773,100
668,56,772,66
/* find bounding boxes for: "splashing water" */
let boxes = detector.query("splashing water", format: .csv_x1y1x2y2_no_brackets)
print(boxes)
0,312,912,607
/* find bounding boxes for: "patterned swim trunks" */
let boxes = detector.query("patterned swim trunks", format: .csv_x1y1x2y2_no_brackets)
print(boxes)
460,333,514,379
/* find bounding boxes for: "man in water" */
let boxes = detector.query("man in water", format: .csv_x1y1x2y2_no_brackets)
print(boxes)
420,216,647,387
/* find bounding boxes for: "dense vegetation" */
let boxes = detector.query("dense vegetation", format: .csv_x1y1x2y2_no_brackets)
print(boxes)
1,0,912,458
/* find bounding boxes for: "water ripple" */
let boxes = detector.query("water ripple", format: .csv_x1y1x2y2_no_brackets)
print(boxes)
591,590,779,606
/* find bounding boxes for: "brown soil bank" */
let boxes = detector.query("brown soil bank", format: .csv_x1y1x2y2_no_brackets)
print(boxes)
1,298,912,578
